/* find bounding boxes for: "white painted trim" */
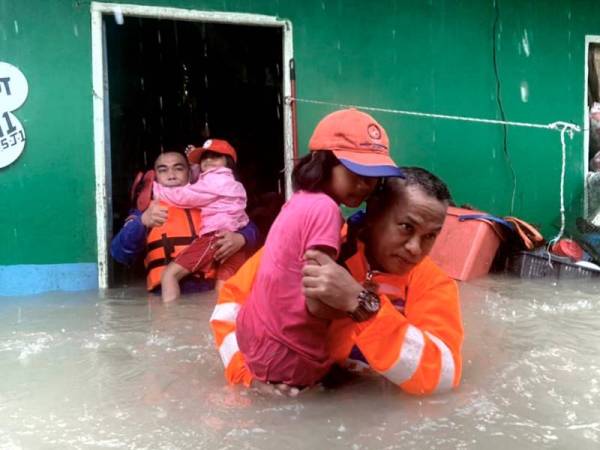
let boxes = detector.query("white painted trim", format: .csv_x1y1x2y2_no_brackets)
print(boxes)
91,2,286,27
91,7,108,289
282,20,294,200
584,36,600,218
90,2,294,288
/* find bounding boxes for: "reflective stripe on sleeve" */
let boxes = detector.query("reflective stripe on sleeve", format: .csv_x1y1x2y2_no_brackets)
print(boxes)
380,325,425,385
219,331,240,367
210,302,241,324
425,331,456,393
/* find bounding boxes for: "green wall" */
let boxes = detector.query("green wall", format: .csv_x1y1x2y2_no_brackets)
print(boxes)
0,0,598,269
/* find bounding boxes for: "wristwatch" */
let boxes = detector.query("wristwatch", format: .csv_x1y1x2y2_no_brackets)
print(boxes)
348,289,381,322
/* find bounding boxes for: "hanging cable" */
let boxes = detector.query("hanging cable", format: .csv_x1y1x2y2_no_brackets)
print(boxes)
548,125,572,245
285,97,580,133
285,96,580,246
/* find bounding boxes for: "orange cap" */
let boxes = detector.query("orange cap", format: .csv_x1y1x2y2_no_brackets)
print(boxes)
187,139,237,164
308,108,402,177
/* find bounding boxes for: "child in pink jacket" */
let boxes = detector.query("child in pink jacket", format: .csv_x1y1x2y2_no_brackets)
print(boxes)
153,139,249,301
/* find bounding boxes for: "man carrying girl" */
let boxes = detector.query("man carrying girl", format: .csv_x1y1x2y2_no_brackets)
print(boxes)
210,109,463,395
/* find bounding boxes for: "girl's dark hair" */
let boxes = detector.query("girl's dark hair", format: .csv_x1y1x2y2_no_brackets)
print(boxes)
200,150,239,179
292,150,340,192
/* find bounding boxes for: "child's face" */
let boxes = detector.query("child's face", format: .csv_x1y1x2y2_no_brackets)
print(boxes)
327,165,378,207
154,153,190,187
200,152,228,172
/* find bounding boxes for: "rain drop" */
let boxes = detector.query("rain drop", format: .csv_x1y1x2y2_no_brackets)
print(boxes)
113,6,124,25
521,29,530,57
520,81,529,103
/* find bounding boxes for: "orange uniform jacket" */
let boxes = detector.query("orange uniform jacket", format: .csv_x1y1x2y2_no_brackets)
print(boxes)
210,243,463,395
144,202,202,291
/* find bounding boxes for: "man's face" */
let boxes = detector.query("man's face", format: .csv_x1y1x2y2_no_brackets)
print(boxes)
367,185,447,275
154,153,190,187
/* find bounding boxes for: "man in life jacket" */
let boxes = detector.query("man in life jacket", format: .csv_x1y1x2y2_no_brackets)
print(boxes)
210,168,463,395
110,151,260,293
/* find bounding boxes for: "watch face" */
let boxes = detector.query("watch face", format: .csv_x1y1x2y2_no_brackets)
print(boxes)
363,292,380,313
351,291,380,322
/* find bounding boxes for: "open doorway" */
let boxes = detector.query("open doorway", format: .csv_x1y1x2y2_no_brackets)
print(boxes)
586,41,600,167
584,38,600,228
91,4,294,288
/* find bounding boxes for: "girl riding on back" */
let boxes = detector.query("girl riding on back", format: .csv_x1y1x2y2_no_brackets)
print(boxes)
234,108,404,388
153,139,249,302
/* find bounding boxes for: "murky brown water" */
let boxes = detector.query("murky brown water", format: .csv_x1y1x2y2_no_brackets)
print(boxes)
1,276,599,449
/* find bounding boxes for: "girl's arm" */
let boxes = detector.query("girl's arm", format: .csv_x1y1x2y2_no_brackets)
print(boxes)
305,296,348,320
304,246,349,320
152,176,220,209
300,195,346,319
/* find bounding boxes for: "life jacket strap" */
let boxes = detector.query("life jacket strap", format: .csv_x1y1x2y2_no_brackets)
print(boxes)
184,209,199,240
146,258,170,271
146,236,196,253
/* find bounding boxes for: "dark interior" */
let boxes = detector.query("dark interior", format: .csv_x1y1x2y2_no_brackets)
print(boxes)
104,16,285,287
588,43,600,161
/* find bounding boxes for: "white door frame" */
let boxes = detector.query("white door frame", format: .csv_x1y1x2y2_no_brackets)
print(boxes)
91,1,294,289
583,36,600,218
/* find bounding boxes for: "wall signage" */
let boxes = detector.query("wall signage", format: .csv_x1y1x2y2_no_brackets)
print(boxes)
0,62,28,168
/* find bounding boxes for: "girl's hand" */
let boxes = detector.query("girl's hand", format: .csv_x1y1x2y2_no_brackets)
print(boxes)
213,231,245,263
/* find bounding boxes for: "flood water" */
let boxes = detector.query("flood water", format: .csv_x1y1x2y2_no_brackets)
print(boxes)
1,276,599,449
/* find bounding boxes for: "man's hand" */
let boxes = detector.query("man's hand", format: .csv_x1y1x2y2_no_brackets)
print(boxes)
302,249,363,312
141,200,168,228
213,231,245,263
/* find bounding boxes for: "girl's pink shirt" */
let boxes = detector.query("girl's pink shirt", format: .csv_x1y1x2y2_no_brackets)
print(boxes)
152,167,249,235
236,191,343,386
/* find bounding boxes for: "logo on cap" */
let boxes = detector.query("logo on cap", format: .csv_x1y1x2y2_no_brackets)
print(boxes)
203,139,213,149
367,124,381,140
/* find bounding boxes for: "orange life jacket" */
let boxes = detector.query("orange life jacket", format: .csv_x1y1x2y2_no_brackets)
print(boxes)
144,201,202,291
